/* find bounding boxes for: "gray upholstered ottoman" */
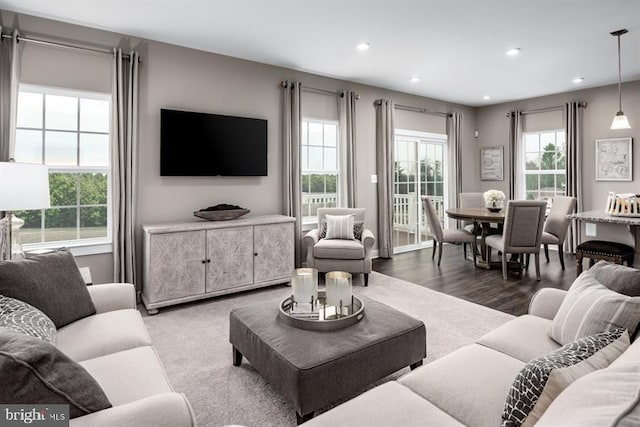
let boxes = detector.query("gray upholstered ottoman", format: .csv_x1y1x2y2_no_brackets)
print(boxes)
229,295,426,424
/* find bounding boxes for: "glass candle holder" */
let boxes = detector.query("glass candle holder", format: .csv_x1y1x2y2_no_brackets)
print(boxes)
291,268,318,305
325,271,352,311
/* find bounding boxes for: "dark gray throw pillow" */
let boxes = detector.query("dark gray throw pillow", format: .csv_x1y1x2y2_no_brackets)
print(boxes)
0,328,112,418
588,260,640,297
0,249,95,328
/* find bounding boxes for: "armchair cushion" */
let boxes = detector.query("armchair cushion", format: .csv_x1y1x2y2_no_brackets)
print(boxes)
313,239,364,260
319,219,365,240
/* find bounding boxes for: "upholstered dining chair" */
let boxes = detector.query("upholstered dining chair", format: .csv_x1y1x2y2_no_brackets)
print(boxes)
422,196,477,267
485,200,547,280
458,192,485,257
303,208,375,286
541,196,577,270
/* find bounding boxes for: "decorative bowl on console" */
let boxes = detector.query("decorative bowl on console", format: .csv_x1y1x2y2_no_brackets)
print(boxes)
194,204,250,221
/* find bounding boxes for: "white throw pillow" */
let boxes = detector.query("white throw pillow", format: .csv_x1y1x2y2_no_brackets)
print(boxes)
549,272,640,345
325,214,355,240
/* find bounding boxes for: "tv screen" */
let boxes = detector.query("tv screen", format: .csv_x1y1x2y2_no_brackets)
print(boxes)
160,109,267,176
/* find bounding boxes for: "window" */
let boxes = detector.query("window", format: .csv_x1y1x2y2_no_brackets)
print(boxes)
393,130,447,253
523,130,566,203
301,119,339,224
13,85,111,250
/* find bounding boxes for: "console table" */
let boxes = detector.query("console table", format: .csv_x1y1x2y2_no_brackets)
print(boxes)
568,210,640,265
141,215,295,314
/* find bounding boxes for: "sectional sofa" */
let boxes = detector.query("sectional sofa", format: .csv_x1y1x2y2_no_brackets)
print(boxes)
304,285,640,426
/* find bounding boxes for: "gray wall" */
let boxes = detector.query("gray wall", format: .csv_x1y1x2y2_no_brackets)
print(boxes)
1,10,476,284
475,81,640,244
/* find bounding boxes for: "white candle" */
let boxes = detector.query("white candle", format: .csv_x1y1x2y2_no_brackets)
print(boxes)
292,268,318,304
325,272,352,310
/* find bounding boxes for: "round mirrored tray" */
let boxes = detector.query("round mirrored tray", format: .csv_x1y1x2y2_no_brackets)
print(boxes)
278,291,365,331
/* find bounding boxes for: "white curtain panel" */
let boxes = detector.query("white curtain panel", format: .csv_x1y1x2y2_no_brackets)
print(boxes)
508,110,523,200
339,90,357,208
375,99,395,258
282,81,303,266
0,29,20,162
112,48,139,285
565,102,583,252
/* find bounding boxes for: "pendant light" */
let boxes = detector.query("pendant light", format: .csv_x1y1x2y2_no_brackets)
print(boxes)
610,29,631,130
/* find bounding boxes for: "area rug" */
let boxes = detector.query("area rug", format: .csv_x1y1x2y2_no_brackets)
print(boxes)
141,272,514,427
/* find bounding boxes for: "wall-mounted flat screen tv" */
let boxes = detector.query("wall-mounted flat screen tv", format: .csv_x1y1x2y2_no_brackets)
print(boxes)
160,109,268,176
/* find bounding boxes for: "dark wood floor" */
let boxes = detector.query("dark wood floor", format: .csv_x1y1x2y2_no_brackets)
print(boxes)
373,244,577,316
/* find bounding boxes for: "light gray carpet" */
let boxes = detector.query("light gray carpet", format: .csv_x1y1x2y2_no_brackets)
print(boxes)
141,272,514,427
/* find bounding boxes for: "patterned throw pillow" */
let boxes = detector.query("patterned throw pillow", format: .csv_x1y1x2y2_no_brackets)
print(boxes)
0,296,56,344
319,219,364,240
549,272,640,345
502,328,629,427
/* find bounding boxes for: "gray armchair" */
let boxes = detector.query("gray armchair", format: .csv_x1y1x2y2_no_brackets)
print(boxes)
303,208,376,286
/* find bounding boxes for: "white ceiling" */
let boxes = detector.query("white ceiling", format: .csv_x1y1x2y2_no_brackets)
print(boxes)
0,0,639,106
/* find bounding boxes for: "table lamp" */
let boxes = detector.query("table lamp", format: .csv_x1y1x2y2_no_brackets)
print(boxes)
0,162,51,260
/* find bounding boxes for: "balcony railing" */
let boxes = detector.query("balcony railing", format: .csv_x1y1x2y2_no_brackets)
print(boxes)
301,192,444,232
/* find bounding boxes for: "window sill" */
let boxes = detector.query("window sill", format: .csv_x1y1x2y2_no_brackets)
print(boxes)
24,241,113,257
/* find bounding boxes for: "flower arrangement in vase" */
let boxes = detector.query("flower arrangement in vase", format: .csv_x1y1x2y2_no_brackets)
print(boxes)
484,190,506,212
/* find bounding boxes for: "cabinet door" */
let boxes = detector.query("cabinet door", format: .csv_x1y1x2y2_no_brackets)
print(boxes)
253,222,294,283
146,231,206,302
205,226,254,292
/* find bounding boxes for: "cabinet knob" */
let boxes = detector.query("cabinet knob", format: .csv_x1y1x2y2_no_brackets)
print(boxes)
207,259,211,263
201,260,206,264
254,253,258,256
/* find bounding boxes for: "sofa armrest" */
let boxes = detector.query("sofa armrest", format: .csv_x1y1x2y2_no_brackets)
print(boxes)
362,229,375,257
528,288,567,320
303,229,321,267
70,393,195,427
88,283,137,313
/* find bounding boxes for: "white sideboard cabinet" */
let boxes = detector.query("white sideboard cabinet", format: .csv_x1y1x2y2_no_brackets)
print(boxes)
142,215,295,314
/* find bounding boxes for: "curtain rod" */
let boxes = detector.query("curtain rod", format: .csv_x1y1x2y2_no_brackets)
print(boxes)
394,103,450,118
1,32,141,63
506,102,587,117
281,81,359,99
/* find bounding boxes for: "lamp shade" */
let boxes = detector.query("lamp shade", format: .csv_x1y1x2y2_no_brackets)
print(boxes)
611,112,631,130
0,162,51,211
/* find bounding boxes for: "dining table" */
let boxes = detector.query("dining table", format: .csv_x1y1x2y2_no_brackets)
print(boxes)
445,207,515,270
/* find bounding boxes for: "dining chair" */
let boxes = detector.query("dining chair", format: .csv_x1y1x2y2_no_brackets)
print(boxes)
485,200,547,280
422,196,477,267
541,196,577,270
458,192,485,259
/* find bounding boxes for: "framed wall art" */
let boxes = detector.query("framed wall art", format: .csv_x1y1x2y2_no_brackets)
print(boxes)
595,137,632,181
480,146,504,181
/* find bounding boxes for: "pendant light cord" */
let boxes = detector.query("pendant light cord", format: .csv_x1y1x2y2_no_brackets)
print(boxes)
617,34,622,112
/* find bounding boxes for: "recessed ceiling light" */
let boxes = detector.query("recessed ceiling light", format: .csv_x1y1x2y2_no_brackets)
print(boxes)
506,48,521,56
572,77,585,84
409,76,420,83
483,95,491,100
356,42,370,51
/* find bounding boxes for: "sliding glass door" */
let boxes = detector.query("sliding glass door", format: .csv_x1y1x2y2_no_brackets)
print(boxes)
393,130,448,253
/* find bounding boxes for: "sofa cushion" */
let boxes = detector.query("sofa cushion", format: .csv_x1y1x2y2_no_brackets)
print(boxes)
302,382,465,427
550,271,640,345
502,328,629,427
536,353,640,426
611,334,640,368
56,309,152,362
0,249,96,328
313,239,364,260
477,315,560,362
325,214,355,240
400,344,525,426
0,295,56,344
588,260,640,297
81,346,173,406
0,328,112,418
